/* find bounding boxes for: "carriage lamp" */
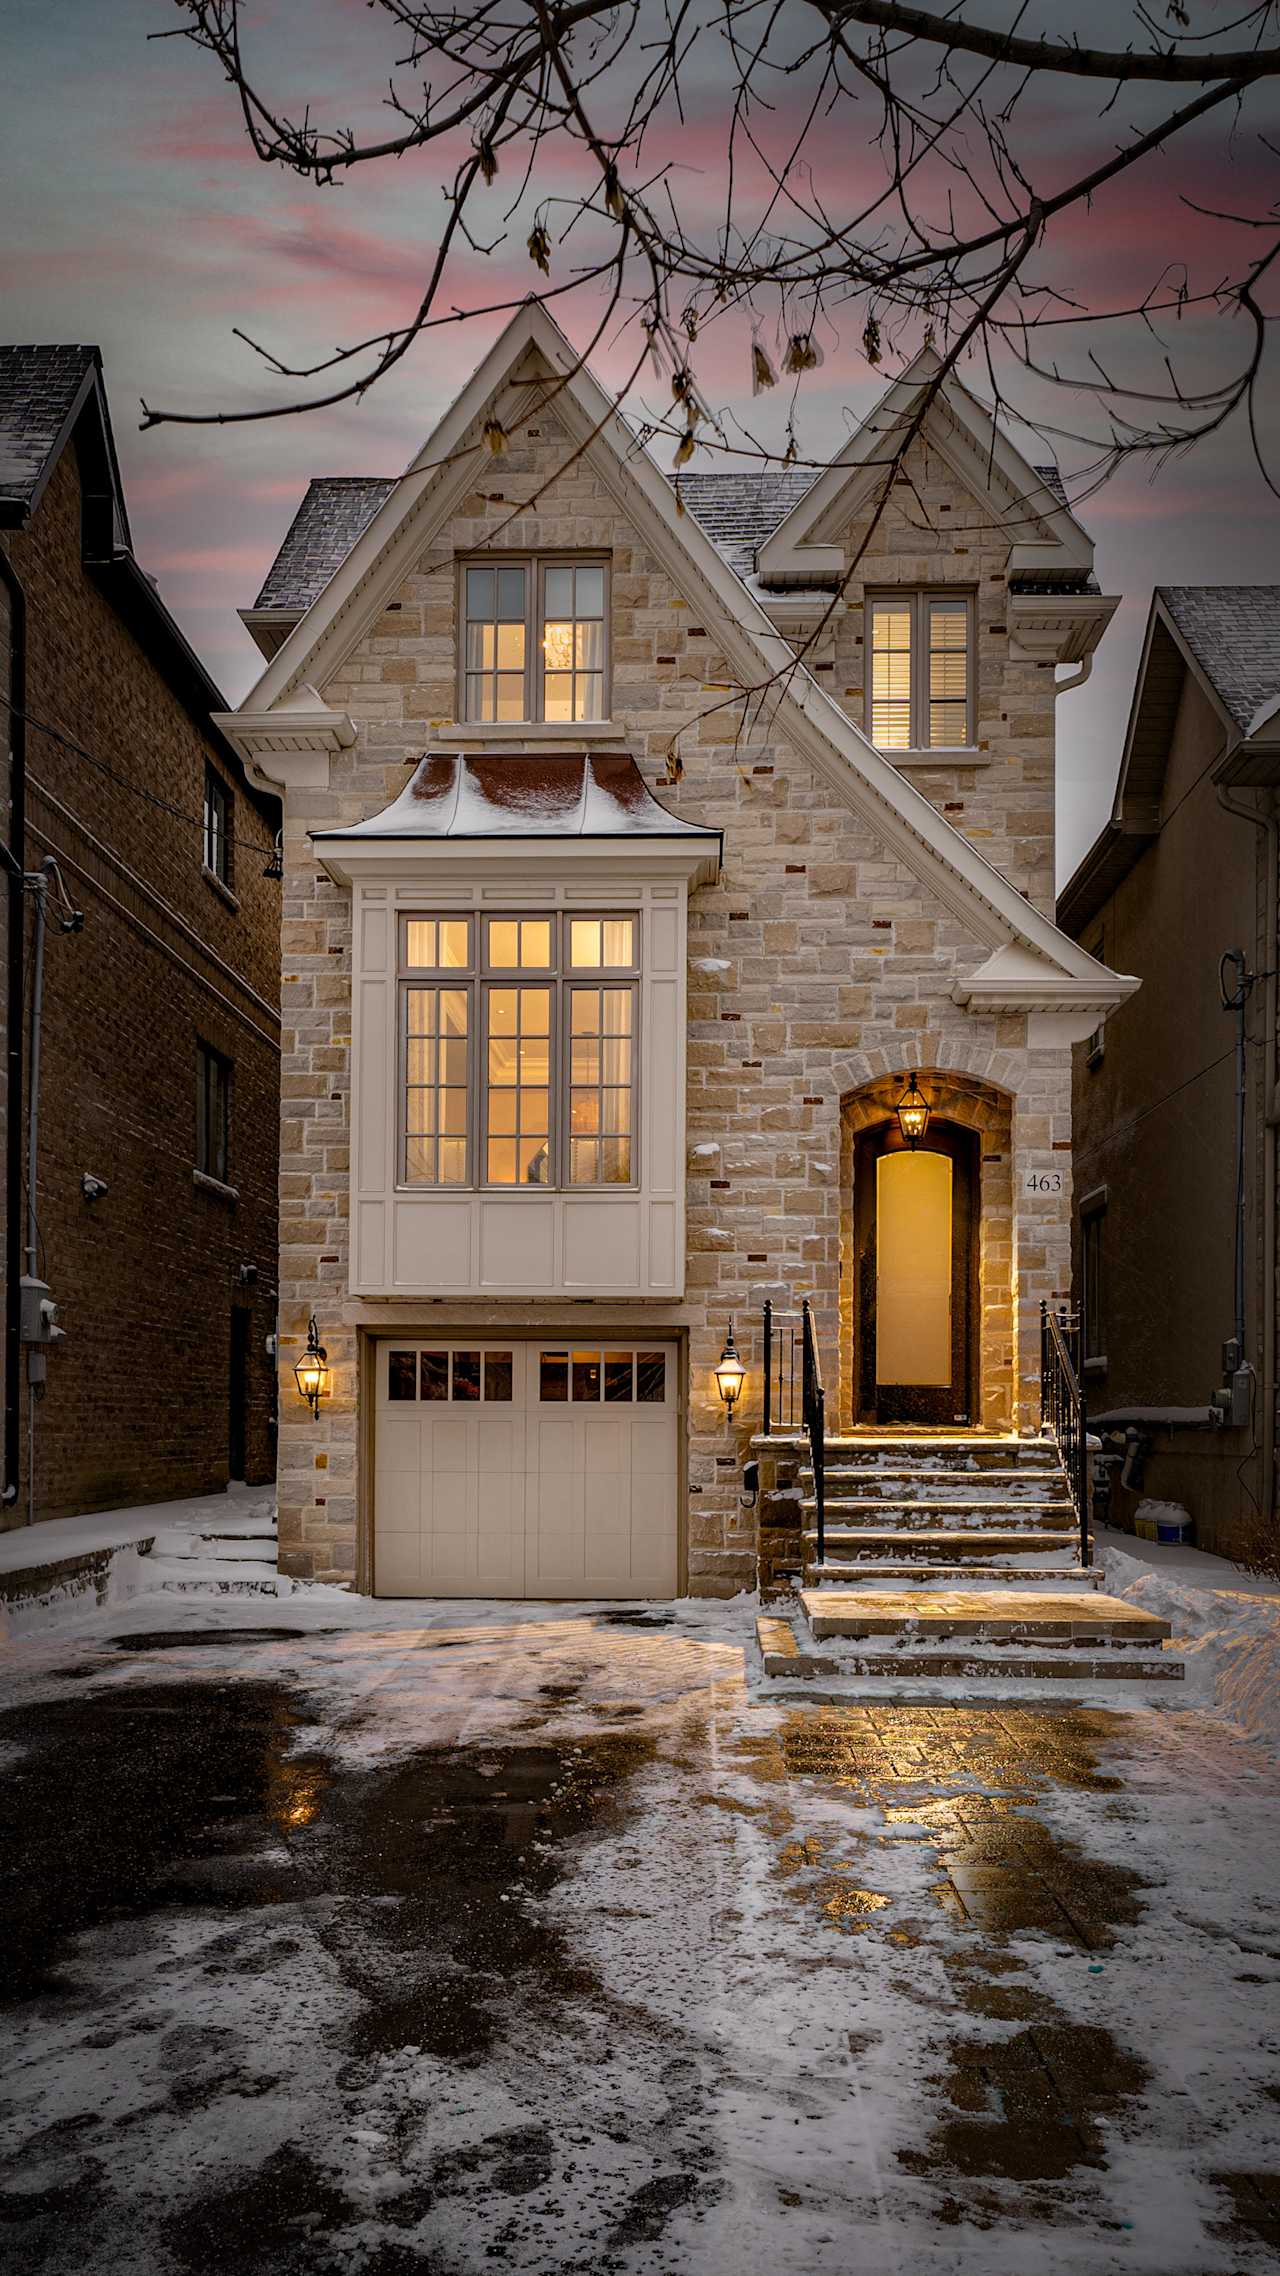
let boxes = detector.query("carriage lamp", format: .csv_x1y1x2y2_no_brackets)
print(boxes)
715,1322,746,1416
895,1071,931,1149
294,1316,328,1419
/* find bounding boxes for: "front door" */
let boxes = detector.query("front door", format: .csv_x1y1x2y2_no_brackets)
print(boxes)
855,1122,978,1425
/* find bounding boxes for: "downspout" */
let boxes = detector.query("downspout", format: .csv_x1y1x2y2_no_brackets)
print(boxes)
0,551,25,1509
1054,654,1094,699
1218,778,1276,1528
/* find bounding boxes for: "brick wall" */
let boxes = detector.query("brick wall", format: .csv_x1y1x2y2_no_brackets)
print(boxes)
0,440,281,1525
272,402,1074,1591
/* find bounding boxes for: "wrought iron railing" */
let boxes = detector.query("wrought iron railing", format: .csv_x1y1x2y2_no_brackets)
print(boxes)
762,1298,827,1566
1040,1300,1090,1568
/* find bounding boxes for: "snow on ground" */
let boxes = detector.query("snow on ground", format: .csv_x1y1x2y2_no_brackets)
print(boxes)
2,1563,1280,2273
1101,1525,1280,1752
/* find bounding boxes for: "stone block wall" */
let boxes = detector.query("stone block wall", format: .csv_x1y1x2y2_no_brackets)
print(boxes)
273,399,1074,1592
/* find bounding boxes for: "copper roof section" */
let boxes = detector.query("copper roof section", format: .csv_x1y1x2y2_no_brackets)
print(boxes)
319,752,722,847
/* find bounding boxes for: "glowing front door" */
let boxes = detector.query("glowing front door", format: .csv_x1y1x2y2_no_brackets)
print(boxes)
875,1150,952,1387
855,1121,977,1425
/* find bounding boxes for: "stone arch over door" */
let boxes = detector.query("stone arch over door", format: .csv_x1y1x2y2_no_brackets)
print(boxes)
838,1071,1015,1433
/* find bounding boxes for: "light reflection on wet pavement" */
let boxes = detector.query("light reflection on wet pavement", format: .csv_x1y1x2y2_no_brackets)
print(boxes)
1,1612,1279,2273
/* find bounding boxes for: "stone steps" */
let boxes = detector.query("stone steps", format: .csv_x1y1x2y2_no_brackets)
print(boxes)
148,1555,279,1596
799,1588,1170,1646
802,1526,1086,1562
807,1562,1101,1588
756,1614,1183,1687
818,1435,1059,1471
151,1527,279,1564
803,1498,1077,1529
803,1468,1066,1500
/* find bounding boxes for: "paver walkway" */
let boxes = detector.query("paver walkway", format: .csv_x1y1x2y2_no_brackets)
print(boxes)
1,1597,1278,2274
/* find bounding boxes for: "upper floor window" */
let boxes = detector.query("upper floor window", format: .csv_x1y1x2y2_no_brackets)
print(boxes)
461,560,607,724
196,1042,231,1184
400,912,637,1189
1080,1192,1107,1373
867,591,974,752
203,766,233,886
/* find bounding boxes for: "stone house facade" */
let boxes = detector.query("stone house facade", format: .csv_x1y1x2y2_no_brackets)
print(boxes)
221,306,1132,1597
0,347,281,1525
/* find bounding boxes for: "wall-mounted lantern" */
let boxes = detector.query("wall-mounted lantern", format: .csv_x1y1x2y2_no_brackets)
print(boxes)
715,1322,746,1417
293,1316,328,1420
895,1071,931,1150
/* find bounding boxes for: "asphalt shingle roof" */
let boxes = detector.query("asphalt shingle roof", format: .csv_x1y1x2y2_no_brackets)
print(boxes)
0,345,97,511
1160,586,1280,734
252,458,1077,610
254,476,397,610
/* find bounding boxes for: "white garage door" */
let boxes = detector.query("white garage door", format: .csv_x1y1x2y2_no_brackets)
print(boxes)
373,1341,679,1599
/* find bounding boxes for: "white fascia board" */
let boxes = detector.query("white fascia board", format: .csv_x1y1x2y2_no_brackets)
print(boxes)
242,299,1110,988
310,831,721,890
1008,592,1120,665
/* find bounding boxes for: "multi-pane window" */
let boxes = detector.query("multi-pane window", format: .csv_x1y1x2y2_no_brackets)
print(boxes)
868,592,973,751
461,560,608,723
196,1042,231,1183
398,913,638,1189
203,766,232,886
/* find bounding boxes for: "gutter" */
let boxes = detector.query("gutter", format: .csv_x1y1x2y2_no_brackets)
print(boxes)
0,549,24,1506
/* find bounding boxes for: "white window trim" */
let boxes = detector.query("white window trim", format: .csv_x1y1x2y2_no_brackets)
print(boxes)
865,588,977,756
397,910,641,1194
458,554,612,726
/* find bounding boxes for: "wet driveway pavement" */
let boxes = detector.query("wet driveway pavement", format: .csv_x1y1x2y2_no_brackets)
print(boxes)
1,1605,1279,2274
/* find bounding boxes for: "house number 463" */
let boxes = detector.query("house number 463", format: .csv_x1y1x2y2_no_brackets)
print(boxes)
1024,1169,1064,1195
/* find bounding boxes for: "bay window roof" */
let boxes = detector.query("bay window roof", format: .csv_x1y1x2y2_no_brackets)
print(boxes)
318,751,722,847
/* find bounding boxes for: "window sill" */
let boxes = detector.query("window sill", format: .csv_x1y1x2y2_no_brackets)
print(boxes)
878,746,990,768
202,865,240,912
1083,1356,1108,1378
394,1183,641,1199
193,1168,239,1204
440,720,627,744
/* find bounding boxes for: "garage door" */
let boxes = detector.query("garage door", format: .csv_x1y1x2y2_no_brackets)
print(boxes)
373,1341,679,1599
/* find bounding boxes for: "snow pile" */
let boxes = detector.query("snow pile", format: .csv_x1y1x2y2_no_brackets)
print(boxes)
1104,1540,1280,1754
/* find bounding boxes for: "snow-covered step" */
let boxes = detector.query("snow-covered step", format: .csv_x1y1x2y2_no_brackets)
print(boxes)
146,1554,279,1596
800,1526,1084,1561
818,1436,1059,1472
802,1468,1067,1501
150,1527,278,1563
756,1614,1182,1687
799,1587,1170,1647
805,1561,1102,1588
802,1498,1077,1530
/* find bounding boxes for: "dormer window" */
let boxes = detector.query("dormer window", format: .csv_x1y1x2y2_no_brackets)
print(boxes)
868,591,974,752
462,559,608,724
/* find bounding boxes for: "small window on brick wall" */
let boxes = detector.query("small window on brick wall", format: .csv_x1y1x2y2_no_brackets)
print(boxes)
867,591,974,751
196,1042,231,1184
203,766,233,887
1080,1194,1107,1372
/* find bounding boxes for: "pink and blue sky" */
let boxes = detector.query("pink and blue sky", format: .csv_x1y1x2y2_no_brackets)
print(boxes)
3,0,1279,881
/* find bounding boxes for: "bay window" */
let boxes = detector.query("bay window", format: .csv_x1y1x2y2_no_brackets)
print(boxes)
399,912,638,1187
461,559,607,723
867,590,974,751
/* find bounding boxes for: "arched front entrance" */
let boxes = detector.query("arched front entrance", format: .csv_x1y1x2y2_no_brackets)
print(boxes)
852,1120,980,1425
840,1071,1016,1434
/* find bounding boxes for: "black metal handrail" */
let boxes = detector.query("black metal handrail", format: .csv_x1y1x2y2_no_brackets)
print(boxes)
761,1297,827,1566
1041,1300,1090,1568
801,1299,827,1569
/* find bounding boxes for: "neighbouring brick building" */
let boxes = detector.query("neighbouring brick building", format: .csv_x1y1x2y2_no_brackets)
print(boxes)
219,305,1133,1597
1061,588,1280,1561
0,346,281,1527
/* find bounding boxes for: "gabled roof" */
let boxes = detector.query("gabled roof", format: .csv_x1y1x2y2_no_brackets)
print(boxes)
0,345,117,528
1059,584,1280,936
1160,587,1280,735
219,301,1133,1021
754,345,1095,592
0,340,278,820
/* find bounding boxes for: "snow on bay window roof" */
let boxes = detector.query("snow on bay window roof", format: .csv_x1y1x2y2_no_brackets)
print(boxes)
317,751,723,846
